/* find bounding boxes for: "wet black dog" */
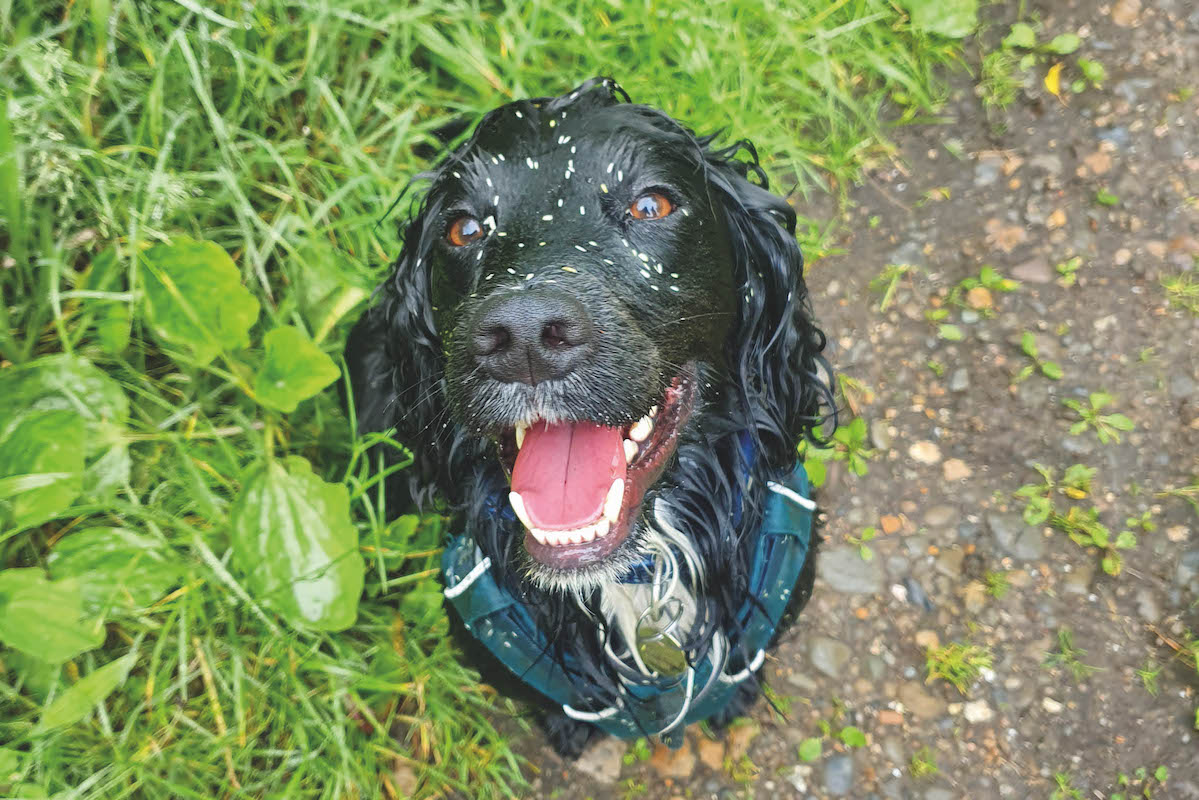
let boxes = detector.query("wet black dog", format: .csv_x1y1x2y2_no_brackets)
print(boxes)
346,78,832,756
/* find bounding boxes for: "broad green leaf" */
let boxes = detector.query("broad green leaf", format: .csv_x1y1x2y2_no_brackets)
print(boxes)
95,303,131,355
0,747,20,780
1003,22,1037,50
33,654,134,735
900,0,977,38
291,240,373,342
1089,391,1114,410
1045,33,1081,54
1114,530,1137,550
1104,413,1135,431
1078,58,1107,86
798,737,822,762
0,411,84,532
938,324,964,341
1040,361,1063,380
47,527,181,613
1021,332,1038,358
0,354,130,498
1155,766,1168,782
0,569,104,663
140,236,260,364
231,456,363,631
253,326,341,413
803,458,827,488
839,725,867,748
1101,553,1122,575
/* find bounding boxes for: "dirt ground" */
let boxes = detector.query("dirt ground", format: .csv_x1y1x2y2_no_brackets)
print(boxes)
520,1,1199,797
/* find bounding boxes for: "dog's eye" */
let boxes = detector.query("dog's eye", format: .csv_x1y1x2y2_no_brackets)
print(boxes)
629,192,674,221
447,215,485,246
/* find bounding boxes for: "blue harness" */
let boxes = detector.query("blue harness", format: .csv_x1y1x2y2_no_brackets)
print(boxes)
441,460,814,748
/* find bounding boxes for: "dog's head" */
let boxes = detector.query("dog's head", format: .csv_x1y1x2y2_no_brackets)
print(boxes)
348,78,829,595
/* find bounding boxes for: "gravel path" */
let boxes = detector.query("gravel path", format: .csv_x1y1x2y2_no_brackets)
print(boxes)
529,1,1199,796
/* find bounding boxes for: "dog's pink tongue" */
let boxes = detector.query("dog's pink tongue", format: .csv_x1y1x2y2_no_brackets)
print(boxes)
511,421,626,529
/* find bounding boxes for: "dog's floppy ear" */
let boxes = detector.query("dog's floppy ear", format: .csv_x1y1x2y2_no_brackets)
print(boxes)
346,214,460,508
705,145,833,470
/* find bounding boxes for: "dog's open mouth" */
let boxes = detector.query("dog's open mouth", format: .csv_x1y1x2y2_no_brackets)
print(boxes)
498,368,697,570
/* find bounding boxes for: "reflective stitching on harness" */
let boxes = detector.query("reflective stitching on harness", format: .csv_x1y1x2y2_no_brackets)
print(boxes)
443,556,492,599
766,480,816,511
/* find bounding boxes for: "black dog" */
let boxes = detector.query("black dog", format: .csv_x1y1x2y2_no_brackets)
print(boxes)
347,78,832,756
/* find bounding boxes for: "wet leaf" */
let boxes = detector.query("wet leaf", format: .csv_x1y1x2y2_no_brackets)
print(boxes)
1002,22,1037,49
0,354,130,500
938,324,964,341
140,236,260,364
1021,332,1038,358
803,458,827,488
899,0,977,38
33,653,134,735
839,726,867,748
1040,362,1063,380
253,326,341,413
231,456,363,631
0,411,84,533
0,569,105,663
1044,62,1064,99
1078,58,1107,87
47,527,181,613
798,737,822,762
1114,531,1137,550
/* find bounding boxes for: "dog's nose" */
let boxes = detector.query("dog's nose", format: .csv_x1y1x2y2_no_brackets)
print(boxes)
470,289,594,384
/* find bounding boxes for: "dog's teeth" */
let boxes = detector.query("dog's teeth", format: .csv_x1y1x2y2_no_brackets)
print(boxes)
604,478,624,524
579,524,597,543
569,529,585,545
595,517,611,538
509,492,534,530
629,415,654,442
514,422,528,449
623,439,638,464
648,405,658,418
530,528,548,545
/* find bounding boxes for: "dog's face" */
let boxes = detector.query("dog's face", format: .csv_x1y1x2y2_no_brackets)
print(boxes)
349,79,827,595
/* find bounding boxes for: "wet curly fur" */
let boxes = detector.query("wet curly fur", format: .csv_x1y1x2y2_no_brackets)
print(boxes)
346,78,833,756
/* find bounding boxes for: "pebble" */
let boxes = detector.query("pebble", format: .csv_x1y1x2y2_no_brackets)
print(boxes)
974,157,1003,186
1061,563,1094,595
899,681,947,719
987,512,1046,560
784,765,811,794
1028,153,1063,175
818,547,886,594
1177,550,1199,586
909,441,942,464
871,418,894,450
924,505,956,527
1012,257,1052,284
1170,374,1197,399
1136,588,1162,622
1061,436,1095,456
1042,697,1064,714
963,700,994,723
935,548,965,578
810,636,854,679
925,789,955,800
824,754,855,797
903,577,936,612
949,368,970,392
575,738,627,783
942,458,972,481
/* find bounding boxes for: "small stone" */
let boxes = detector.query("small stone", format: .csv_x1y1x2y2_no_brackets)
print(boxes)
965,286,993,310
963,700,994,723
1170,374,1197,399
881,515,902,535
1012,257,1052,283
942,459,972,481
1179,550,1199,586
818,547,886,594
984,219,1028,253
878,709,904,725
784,765,812,794
909,441,942,464
1114,248,1132,266
576,738,628,783
1042,697,1064,713
810,636,854,679
1111,0,1141,26
1082,150,1113,175
1166,526,1189,543
1028,154,1063,175
824,754,855,797
1061,563,1094,595
903,577,935,613
899,681,947,720
974,156,1003,186
649,740,695,779
726,721,759,761
961,580,988,614
949,368,970,392
1046,209,1067,230
1146,240,1168,259
925,789,955,800
1136,588,1162,622
935,549,965,578
696,737,725,771
924,505,956,527
988,512,1045,560
915,630,941,650
871,418,894,450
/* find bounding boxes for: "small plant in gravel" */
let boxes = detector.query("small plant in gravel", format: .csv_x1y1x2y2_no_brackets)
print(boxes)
847,527,878,561
870,263,920,311
924,641,992,695
1013,463,1096,525
1051,772,1084,800
1094,188,1120,207
1112,765,1169,800
799,417,875,487
619,778,648,799
909,746,940,779
622,738,652,765
1014,331,1064,383
946,265,1021,315
1044,629,1102,682
1051,505,1137,575
984,570,1011,599
1062,391,1135,444
798,704,868,762
1054,255,1086,286
1136,659,1163,696
1162,271,1199,316
926,359,946,377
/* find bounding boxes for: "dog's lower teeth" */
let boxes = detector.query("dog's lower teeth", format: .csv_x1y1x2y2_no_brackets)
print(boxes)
604,478,624,523
629,415,654,442
509,491,533,529
623,438,638,464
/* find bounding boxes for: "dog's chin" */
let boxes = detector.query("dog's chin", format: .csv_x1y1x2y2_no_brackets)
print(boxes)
493,366,698,593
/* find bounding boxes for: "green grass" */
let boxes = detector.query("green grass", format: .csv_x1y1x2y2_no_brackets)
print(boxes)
1,1,963,797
